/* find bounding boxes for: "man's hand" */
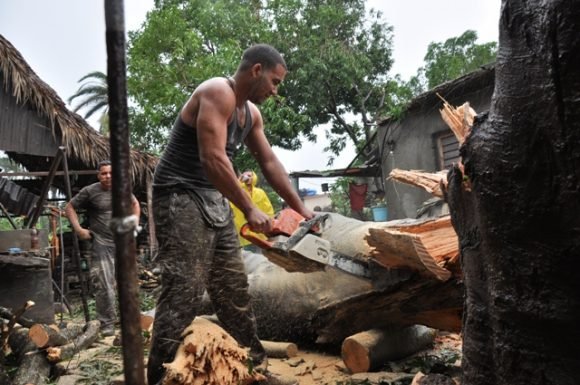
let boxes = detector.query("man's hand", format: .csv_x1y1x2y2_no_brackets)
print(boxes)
76,228,92,240
245,207,272,234
300,208,316,220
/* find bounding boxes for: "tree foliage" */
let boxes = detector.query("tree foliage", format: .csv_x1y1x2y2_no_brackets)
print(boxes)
68,71,110,134
419,30,497,90
126,0,396,163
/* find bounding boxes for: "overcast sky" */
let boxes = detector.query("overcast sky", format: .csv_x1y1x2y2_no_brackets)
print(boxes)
0,0,500,192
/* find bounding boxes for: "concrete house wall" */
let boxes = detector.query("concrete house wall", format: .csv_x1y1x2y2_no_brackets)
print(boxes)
378,66,495,220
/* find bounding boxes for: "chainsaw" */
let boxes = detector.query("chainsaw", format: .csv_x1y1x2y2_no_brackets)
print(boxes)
240,208,372,278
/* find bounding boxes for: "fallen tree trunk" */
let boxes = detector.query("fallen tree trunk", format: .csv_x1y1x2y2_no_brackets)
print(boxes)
7,327,36,359
46,320,100,363
200,213,462,345
341,326,436,373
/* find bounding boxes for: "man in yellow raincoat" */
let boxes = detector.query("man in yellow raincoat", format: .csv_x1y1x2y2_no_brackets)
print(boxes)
231,170,275,253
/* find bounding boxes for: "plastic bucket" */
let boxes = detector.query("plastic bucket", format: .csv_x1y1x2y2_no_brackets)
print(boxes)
371,206,388,222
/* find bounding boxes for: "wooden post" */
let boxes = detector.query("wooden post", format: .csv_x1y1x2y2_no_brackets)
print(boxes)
104,1,145,384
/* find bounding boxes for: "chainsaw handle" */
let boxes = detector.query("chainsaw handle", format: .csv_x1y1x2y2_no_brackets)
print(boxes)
240,224,273,250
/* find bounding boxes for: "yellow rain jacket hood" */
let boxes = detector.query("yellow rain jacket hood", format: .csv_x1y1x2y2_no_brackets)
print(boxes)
231,172,275,247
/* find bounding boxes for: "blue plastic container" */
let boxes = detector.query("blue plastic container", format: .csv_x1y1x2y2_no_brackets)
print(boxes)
371,206,388,222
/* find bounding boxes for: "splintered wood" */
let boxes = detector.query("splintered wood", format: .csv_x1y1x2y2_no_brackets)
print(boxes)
437,93,476,144
388,98,477,196
388,169,448,197
162,318,265,385
366,216,459,281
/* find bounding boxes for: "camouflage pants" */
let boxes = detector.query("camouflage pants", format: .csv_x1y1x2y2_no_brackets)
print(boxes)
90,242,117,330
147,191,265,385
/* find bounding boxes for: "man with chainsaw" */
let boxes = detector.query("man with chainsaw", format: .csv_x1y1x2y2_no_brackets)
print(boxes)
147,44,314,385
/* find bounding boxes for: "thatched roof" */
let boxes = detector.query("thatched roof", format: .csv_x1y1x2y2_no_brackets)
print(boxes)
0,34,157,189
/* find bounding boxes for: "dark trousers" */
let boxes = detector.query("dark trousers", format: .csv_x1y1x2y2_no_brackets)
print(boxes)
90,242,116,330
146,191,265,385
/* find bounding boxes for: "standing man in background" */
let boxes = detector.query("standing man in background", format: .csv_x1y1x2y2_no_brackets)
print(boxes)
148,44,313,385
65,160,140,337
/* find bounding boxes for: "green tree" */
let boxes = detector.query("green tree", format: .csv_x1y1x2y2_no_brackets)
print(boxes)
420,30,497,90
126,0,396,164
68,71,110,134
328,177,351,216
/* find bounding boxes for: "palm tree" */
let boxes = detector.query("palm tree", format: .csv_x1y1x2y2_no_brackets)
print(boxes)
68,71,109,134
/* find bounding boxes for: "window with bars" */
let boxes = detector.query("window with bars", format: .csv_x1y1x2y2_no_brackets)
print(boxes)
436,131,460,169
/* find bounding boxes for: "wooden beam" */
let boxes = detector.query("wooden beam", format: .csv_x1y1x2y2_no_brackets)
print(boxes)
0,170,97,177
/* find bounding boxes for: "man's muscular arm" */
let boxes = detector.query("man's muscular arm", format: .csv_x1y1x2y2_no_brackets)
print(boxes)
245,106,314,220
191,80,272,233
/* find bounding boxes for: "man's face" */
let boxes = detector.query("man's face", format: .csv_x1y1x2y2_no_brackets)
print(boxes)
249,63,287,105
97,165,112,190
240,171,253,185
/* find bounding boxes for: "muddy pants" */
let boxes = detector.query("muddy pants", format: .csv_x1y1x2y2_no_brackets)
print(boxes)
147,191,265,385
90,242,117,331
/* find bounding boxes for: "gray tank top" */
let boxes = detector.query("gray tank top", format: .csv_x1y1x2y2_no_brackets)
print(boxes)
154,84,253,191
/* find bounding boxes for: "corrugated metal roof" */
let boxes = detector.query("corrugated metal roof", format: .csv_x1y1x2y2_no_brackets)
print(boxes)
0,177,39,217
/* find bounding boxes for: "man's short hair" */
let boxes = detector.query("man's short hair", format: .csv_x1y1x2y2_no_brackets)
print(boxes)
97,160,111,172
239,44,286,72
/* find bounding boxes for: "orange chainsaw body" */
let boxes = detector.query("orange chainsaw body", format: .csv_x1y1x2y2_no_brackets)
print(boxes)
240,208,305,249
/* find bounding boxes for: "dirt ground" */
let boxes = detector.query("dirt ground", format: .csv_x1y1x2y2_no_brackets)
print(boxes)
52,325,461,385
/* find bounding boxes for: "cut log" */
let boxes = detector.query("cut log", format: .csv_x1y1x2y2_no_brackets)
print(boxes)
8,327,36,359
58,322,87,340
0,301,35,359
140,313,154,332
28,324,69,348
46,320,100,363
0,306,35,328
162,317,265,385
261,340,298,358
12,350,50,385
341,326,436,373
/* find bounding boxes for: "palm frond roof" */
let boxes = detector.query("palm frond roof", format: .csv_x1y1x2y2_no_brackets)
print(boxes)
0,34,158,187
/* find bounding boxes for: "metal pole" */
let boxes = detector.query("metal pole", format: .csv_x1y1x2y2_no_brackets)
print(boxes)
104,1,145,384
60,147,91,322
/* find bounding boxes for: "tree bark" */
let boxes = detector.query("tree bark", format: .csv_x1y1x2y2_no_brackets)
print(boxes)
446,1,580,384
11,351,50,385
0,307,35,328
